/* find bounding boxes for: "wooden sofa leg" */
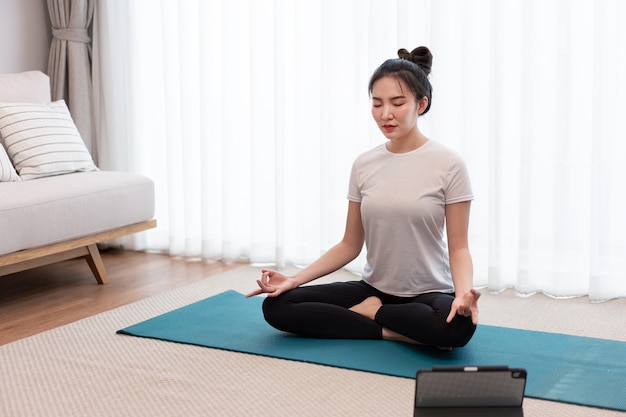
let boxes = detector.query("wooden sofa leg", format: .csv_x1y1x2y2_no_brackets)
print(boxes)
85,244,109,285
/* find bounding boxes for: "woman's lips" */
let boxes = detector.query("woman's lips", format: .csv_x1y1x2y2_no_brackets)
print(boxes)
383,124,396,132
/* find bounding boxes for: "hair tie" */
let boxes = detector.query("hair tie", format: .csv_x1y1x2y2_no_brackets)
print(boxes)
397,46,432,76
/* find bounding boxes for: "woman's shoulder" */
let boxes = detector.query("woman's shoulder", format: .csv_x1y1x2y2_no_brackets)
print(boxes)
361,142,387,156
423,140,467,164
353,143,387,164
423,139,459,154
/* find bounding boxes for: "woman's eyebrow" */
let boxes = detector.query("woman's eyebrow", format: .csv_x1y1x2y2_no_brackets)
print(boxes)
371,95,406,101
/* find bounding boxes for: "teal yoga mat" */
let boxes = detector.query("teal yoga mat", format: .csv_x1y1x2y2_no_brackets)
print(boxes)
118,290,626,411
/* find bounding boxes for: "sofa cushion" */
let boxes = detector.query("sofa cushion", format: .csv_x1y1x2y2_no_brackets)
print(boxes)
0,144,20,182
0,100,98,180
0,71,51,182
0,71,51,104
0,171,155,256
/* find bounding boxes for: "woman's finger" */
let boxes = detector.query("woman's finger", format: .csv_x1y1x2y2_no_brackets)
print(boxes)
245,288,263,298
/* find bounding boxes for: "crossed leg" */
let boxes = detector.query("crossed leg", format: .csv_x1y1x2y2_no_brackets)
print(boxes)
262,280,476,348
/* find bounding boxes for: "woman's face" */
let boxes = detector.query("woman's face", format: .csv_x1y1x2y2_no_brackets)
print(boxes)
370,76,427,142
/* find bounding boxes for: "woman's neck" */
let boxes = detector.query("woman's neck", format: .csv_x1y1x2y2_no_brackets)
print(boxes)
385,130,429,153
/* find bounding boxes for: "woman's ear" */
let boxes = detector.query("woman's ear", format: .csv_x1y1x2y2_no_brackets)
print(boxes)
417,96,429,115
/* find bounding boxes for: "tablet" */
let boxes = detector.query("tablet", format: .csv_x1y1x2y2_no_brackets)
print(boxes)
414,366,527,417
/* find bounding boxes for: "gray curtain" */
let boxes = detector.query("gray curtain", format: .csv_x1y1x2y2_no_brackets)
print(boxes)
47,0,96,158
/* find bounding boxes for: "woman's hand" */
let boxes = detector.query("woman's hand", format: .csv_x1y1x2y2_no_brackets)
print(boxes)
446,288,481,325
245,269,298,298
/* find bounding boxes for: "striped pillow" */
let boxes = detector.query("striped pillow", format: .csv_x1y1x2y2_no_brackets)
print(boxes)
0,143,21,182
0,100,98,180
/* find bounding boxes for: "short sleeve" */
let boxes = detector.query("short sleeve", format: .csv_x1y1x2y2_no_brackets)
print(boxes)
445,152,473,204
347,158,362,202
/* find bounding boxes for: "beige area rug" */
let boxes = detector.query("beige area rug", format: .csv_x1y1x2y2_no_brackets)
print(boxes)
1,265,625,417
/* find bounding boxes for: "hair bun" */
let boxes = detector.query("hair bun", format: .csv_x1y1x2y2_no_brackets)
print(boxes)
397,46,432,75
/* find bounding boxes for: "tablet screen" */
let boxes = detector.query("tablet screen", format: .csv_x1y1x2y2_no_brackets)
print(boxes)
415,367,526,408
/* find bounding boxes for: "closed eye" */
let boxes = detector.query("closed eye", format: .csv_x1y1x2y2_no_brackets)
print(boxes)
371,99,406,108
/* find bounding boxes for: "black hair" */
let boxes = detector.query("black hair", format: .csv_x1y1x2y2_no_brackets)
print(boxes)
368,46,433,114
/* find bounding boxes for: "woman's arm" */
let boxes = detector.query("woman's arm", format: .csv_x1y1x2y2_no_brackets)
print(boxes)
444,201,480,324
446,201,473,293
247,201,365,297
291,200,365,285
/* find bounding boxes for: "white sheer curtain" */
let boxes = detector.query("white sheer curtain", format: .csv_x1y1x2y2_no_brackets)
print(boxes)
93,0,626,301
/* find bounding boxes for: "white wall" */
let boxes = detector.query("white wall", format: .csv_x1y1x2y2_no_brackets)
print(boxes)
0,0,51,74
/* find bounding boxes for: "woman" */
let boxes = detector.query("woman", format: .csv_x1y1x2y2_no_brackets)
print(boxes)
247,46,480,349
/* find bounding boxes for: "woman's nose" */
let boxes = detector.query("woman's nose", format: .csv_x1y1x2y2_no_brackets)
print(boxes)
381,106,393,120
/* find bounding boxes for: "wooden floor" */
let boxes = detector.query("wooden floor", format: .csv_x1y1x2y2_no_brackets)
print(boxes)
0,249,244,346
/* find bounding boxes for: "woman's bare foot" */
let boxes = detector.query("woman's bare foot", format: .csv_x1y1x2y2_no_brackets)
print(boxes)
349,296,383,320
350,297,453,351
382,328,453,351
382,327,421,344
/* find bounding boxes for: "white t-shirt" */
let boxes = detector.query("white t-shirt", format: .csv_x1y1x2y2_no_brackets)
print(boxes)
348,140,473,296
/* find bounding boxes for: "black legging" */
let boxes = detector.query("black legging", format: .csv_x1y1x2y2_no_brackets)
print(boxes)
262,280,476,348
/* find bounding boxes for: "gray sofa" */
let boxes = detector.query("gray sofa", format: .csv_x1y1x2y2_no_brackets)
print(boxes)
0,71,156,284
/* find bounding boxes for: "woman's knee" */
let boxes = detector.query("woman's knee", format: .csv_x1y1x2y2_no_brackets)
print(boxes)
262,296,291,331
445,319,477,347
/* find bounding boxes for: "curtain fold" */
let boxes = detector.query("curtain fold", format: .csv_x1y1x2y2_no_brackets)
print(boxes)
93,0,626,301
47,0,96,157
